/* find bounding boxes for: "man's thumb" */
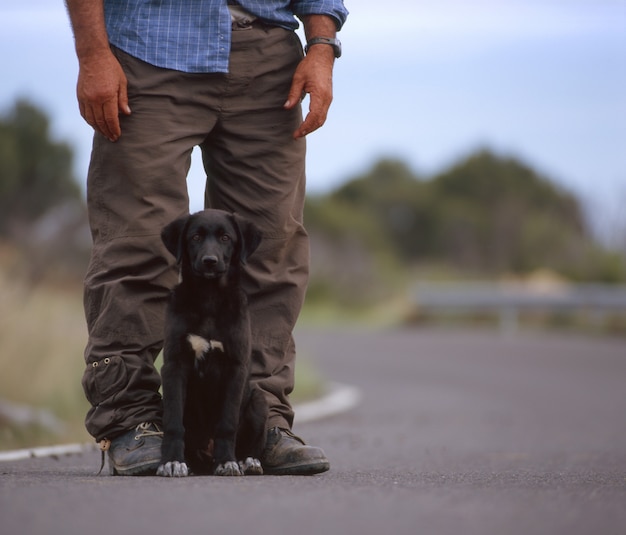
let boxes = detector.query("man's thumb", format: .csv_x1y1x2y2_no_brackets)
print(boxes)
118,84,131,115
284,78,304,110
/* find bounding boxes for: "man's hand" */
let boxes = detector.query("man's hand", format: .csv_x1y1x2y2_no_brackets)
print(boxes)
66,0,129,142
76,50,131,142
284,45,334,139
285,14,338,139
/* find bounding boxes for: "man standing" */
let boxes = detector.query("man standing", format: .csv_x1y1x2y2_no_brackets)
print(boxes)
65,0,348,476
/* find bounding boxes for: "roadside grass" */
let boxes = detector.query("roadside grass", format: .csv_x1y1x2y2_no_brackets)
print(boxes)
299,295,413,329
0,271,91,450
0,271,325,451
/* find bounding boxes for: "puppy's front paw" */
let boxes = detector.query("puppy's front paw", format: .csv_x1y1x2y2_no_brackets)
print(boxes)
239,457,263,475
214,461,243,476
157,461,189,477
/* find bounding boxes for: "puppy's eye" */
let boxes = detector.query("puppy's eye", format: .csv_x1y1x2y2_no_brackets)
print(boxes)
191,234,201,242
220,234,231,242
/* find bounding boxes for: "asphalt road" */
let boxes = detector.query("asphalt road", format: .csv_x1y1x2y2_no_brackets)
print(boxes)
1,327,625,535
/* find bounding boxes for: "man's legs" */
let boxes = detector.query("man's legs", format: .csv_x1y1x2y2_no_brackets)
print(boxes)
202,25,329,474
81,47,225,471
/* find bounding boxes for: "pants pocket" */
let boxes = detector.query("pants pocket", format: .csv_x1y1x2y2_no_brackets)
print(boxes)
82,355,128,407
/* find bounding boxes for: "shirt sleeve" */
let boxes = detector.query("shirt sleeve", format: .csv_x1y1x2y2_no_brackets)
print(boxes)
291,0,349,30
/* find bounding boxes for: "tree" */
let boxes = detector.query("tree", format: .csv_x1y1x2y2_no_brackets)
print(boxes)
430,150,590,274
304,151,625,284
0,100,81,236
330,159,437,260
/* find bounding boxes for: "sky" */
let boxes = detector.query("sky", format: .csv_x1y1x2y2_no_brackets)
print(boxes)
1,0,625,235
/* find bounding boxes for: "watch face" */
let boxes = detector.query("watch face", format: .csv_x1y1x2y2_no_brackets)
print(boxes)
333,39,342,58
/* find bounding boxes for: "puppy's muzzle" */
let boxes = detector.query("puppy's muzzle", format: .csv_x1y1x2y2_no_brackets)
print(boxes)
202,255,218,267
195,255,225,278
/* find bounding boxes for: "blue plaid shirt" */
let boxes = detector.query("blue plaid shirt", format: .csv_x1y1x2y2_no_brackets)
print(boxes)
104,0,348,73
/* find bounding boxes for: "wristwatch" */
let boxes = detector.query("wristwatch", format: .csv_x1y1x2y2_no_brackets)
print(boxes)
305,37,342,58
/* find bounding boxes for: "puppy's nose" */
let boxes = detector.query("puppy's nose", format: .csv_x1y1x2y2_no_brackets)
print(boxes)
202,255,219,267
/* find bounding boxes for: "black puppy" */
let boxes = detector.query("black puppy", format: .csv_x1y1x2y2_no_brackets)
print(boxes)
157,209,268,477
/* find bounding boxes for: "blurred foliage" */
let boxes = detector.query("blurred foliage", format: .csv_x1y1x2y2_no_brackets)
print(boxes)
0,100,89,282
0,100,82,236
305,151,626,304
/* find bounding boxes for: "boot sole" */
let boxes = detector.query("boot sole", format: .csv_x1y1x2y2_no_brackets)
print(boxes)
263,459,330,476
110,459,161,476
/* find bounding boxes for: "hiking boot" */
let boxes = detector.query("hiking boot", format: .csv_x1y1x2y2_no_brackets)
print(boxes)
102,422,163,476
261,427,330,475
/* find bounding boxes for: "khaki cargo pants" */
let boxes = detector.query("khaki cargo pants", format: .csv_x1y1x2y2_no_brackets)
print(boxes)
81,25,308,442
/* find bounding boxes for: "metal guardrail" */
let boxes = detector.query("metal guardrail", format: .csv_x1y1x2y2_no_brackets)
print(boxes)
411,282,626,332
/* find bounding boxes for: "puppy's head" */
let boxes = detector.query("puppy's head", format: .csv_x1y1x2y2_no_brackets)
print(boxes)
161,209,262,280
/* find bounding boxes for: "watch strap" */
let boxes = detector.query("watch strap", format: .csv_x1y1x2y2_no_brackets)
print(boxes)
305,37,342,58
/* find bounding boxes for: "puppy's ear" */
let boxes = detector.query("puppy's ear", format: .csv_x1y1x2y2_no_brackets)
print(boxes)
231,213,262,264
161,216,189,264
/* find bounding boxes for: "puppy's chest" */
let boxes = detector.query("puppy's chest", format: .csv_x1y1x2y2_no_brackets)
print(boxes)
170,290,243,370
186,330,231,382
187,331,224,359
186,312,225,354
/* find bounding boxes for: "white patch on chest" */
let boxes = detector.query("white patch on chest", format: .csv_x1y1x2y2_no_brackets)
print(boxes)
187,334,224,358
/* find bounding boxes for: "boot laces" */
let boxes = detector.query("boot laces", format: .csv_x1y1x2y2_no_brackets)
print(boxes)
134,422,163,441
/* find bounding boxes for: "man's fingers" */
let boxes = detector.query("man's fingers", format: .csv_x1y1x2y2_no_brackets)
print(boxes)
292,84,332,139
76,50,130,142
99,84,131,141
294,108,327,139
79,95,129,142
79,98,116,141
81,103,95,132
284,77,305,110
118,78,132,116
102,100,122,141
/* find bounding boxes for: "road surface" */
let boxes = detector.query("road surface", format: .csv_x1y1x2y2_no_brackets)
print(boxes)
1,327,625,535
